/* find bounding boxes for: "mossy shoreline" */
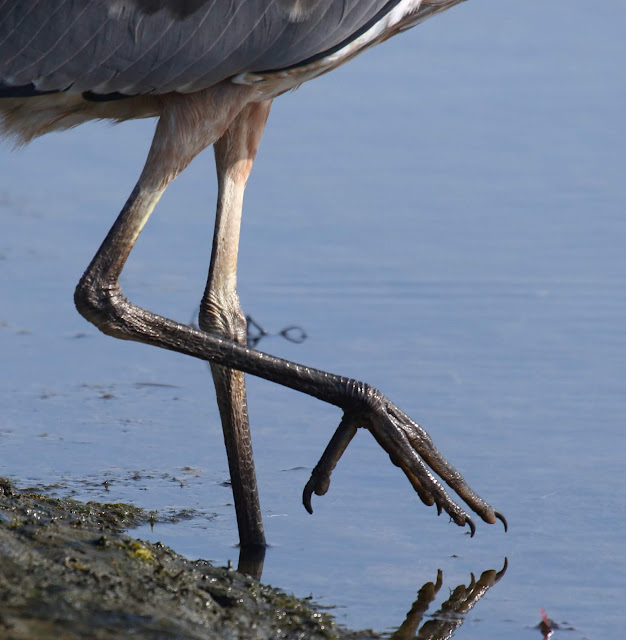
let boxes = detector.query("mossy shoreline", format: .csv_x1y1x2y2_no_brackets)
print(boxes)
0,478,374,640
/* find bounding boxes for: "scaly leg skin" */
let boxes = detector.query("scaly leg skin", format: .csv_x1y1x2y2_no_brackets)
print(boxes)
74,82,506,545
199,101,273,553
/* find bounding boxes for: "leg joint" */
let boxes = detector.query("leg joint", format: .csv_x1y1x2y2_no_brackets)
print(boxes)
74,274,131,339
199,291,247,345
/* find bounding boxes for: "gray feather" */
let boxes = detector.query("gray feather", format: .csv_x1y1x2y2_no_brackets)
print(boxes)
0,0,394,97
275,0,325,22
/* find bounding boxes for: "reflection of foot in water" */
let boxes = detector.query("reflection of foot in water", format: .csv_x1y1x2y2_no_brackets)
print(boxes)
390,559,508,640
236,543,508,639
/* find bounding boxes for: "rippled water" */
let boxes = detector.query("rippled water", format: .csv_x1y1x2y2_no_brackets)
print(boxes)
2,1,625,637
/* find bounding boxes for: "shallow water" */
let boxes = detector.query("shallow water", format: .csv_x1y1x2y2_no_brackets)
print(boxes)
2,0,625,637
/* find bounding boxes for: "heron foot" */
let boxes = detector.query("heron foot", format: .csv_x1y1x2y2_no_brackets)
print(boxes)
303,388,505,535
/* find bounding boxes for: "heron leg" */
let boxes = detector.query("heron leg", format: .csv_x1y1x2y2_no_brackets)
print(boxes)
198,101,272,549
74,84,504,540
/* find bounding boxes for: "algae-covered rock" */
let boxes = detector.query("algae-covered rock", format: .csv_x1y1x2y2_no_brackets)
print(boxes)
0,478,373,640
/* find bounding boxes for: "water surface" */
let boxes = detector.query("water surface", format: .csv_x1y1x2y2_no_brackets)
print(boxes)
1,1,625,637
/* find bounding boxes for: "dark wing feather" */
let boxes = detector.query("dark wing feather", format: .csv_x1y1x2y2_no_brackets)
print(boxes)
0,0,394,97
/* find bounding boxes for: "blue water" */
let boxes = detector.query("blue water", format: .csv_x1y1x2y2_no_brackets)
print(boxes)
2,1,625,637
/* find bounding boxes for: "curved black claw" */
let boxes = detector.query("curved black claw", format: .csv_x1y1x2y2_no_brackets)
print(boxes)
302,478,315,515
466,517,476,538
494,511,508,532
302,415,357,516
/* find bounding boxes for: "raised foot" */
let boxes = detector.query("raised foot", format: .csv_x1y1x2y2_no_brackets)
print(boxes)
303,387,506,535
